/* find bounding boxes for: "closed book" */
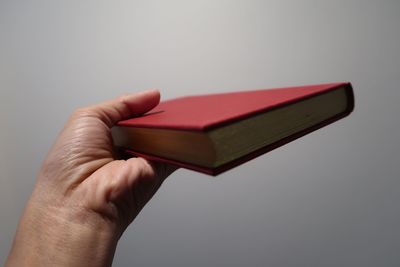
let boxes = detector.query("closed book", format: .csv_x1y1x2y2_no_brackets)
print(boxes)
112,82,354,175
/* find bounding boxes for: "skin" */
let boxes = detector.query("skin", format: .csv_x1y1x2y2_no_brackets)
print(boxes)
5,89,176,267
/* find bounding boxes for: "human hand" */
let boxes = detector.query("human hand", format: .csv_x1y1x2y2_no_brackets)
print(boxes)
5,90,176,267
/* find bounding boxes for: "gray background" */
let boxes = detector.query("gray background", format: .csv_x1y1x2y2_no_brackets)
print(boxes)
1,0,399,266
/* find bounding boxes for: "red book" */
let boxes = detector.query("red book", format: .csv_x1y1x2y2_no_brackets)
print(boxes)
112,82,354,175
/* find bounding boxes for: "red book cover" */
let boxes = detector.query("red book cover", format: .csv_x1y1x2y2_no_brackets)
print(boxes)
116,82,354,175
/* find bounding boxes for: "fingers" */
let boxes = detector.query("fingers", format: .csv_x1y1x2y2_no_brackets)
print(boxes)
101,158,176,220
78,89,160,127
148,161,178,181
124,158,176,190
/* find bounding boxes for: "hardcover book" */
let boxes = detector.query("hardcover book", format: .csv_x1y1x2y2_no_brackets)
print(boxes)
112,82,354,175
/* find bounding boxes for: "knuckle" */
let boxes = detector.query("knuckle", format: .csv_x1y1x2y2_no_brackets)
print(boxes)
129,157,156,181
71,107,93,118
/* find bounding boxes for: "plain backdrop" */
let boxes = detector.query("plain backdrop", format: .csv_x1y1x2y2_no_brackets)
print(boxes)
1,1,400,266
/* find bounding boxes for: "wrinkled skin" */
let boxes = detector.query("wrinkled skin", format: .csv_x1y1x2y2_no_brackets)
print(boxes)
5,90,176,267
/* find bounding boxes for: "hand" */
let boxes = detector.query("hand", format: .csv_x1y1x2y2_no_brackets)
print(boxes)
5,90,176,267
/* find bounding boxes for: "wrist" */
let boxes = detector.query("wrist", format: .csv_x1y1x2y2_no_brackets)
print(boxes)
6,193,120,267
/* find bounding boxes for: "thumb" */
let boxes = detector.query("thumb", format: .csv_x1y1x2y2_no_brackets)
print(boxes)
85,89,160,127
